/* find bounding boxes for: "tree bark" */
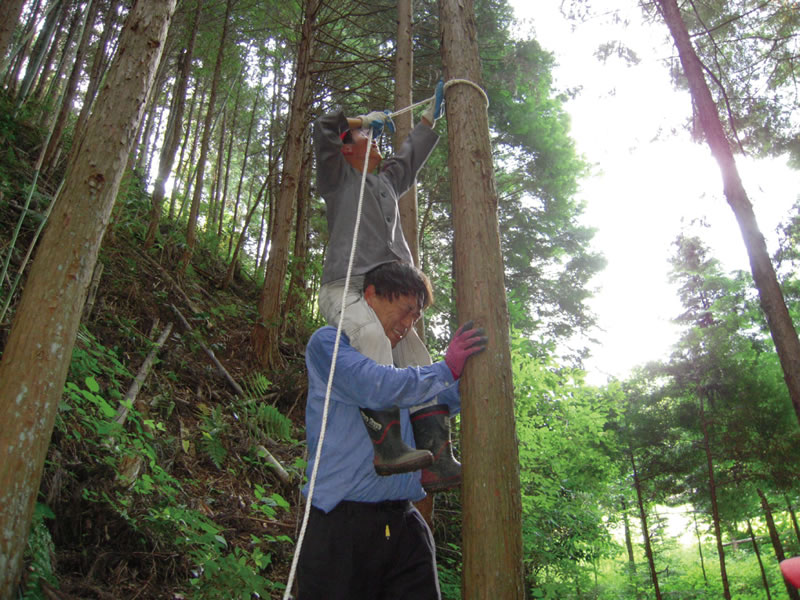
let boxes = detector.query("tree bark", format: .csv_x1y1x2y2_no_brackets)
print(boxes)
657,0,800,426
180,0,234,269
144,0,200,250
0,1,176,594
253,0,319,371
437,1,524,597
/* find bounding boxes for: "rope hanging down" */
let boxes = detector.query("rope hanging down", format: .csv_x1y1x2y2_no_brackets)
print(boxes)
282,78,488,600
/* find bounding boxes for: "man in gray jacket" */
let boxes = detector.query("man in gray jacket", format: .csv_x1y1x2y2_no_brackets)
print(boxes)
312,84,459,492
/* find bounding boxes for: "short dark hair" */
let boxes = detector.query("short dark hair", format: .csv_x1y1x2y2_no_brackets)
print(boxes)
363,262,433,310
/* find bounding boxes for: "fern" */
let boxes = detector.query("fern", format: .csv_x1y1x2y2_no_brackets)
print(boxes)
199,406,229,469
243,372,271,399
252,403,292,442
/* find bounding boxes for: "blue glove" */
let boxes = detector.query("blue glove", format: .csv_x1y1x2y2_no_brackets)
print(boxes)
358,110,395,137
422,79,445,125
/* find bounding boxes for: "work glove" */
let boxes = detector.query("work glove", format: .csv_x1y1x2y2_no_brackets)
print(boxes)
357,110,395,137
444,321,488,380
421,79,445,126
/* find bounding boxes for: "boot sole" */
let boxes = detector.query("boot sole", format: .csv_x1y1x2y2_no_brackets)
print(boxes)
374,453,433,476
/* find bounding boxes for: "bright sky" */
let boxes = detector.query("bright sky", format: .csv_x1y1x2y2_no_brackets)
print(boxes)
509,1,800,383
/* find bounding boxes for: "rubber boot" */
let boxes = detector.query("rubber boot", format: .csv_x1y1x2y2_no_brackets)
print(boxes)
360,407,433,476
410,404,461,492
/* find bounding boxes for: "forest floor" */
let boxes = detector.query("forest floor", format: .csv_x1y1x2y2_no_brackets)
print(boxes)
1,180,313,598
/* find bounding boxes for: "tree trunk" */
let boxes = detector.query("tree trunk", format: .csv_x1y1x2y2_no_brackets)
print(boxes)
144,0,200,249
0,0,28,72
698,395,732,600
227,80,260,258
252,0,319,371
72,0,121,143
657,0,800,427
16,0,63,104
759,488,800,600
631,451,663,600
748,519,773,600
786,495,800,545
437,1,524,597
217,77,242,241
280,136,313,329
42,0,100,172
394,0,417,264
30,0,72,103
170,79,200,220
180,0,234,269
394,0,426,342
223,175,270,289
693,511,708,584
0,2,176,595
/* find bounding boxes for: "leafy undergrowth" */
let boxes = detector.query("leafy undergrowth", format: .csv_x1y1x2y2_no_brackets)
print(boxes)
2,184,314,598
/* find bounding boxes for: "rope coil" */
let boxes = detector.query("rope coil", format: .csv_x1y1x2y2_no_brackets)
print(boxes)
282,78,487,599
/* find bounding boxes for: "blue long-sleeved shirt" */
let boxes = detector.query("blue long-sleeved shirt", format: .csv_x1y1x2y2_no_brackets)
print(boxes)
302,326,460,513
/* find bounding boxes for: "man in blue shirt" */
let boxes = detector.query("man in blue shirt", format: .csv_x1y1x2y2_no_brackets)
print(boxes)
297,261,486,599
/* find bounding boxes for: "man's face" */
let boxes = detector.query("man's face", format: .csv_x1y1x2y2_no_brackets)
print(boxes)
342,129,382,172
364,286,422,348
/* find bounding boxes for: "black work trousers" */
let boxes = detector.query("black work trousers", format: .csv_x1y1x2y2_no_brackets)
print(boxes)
296,499,441,600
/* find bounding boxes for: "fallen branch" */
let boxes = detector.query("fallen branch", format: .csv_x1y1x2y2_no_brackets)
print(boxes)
114,322,174,426
170,303,244,396
256,444,292,485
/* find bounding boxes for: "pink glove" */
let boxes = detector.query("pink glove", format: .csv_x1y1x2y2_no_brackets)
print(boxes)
444,321,488,380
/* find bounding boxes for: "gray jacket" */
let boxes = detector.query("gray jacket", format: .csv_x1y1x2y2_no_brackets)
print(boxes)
314,110,439,284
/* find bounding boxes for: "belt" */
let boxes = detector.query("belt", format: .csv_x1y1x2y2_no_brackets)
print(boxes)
331,499,412,515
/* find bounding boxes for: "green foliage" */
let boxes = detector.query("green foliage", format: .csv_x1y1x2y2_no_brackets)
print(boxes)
238,373,295,443
51,327,285,596
198,404,230,469
22,503,58,599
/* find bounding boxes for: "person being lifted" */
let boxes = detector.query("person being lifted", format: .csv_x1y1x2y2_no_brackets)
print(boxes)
313,81,460,491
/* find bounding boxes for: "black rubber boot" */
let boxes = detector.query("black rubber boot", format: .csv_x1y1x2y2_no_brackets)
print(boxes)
410,404,461,492
360,407,433,476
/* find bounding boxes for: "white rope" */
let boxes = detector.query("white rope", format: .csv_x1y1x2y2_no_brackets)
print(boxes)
282,78,487,599
282,125,374,600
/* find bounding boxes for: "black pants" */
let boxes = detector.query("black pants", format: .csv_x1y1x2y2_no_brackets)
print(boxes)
296,500,441,600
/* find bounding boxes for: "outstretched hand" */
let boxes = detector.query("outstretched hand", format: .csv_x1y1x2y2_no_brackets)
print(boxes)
444,320,488,380
358,110,395,137
422,79,445,126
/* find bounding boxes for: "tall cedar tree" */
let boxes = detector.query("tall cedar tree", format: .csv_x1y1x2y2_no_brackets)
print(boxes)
0,1,176,594
438,0,525,596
